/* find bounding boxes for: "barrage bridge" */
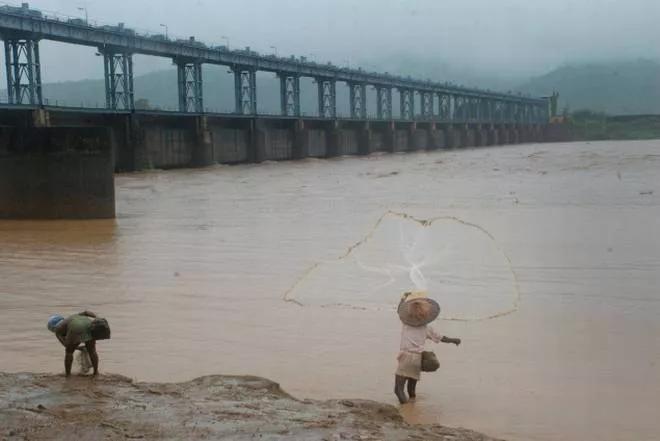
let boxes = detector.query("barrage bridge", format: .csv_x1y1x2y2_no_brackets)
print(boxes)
0,2,560,219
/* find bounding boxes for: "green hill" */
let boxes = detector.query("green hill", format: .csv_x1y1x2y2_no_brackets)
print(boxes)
518,59,660,115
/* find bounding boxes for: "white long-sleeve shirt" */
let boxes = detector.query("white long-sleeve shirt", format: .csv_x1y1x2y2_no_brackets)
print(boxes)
399,323,443,354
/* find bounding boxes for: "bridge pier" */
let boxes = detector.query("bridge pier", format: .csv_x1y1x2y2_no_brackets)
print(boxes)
357,122,372,156
292,119,308,160
233,67,257,115
279,75,301,117
428,123,443,150
474,125,486,147
102,50,134,110
3,37,43,105
399,89,414,120
176,59,204,113
317,79,337,119
192,116,214,167
510,126,520,144
349,83,368,119
499,127,510,145
0,124,115,219
376,87,393,120
115,115,147,172
487,126,499,146
325,121,340,158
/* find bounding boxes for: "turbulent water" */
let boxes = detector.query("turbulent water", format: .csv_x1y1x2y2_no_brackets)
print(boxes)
1,140,659,441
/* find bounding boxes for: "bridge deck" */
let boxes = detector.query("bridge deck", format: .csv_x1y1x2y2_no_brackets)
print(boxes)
0,5,543,105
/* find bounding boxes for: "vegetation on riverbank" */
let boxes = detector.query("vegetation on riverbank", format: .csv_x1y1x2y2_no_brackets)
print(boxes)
567,110,660,141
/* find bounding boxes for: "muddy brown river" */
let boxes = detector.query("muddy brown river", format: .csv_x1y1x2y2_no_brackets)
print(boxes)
1,140,659,441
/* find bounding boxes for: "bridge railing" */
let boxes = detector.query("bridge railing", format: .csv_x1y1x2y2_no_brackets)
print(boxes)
0,100,548,125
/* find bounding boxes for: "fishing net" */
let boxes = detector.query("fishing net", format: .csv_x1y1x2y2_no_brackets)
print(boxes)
283,211,520,322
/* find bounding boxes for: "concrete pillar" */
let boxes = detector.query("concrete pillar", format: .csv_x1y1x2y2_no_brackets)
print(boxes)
408,122,418,151
325,122,340,158
32,108,50,127
487,128,498,146
292,119,309,160
499,127,510,145
0,126,115,219
248,119,267,163
474,126,486,147
428,124,443,150
115,115,148,172
535,125,545,143
461,125,475,148
510,128,520,144
358,123,372,156
383,123,396,153
191,116,214,167
444,125,456,149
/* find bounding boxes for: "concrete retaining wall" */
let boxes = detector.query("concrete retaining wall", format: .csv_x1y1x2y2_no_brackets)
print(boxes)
212,128,248,164
0,126,115,219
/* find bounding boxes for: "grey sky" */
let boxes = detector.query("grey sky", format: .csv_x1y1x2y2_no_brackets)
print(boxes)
6,0,660,83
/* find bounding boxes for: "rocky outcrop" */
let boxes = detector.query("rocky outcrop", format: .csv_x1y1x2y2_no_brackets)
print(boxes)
0,373,501,441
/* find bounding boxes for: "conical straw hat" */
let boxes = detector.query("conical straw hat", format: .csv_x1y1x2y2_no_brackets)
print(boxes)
397,291,440,327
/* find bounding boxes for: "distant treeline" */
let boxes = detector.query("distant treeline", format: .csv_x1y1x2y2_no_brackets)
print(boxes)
567,110,660,141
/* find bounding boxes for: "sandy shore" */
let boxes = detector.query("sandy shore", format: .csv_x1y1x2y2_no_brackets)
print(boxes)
0,372,501,441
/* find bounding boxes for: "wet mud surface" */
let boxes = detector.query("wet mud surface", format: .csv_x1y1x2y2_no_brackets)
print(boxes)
0,372,500,441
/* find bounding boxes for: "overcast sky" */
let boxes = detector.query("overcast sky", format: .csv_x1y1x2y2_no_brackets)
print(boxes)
4,0,660,83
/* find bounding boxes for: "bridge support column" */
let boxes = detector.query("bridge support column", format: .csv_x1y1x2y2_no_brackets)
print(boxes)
3,38,43,105
381,122,396,153
292,119,309,160
536,125,546,143
349,83,367,119
487,126,499,146
248,118,267,163
317,79,337,118
233,67,257,115
399,88,414,120
176,60,203,113
114,115,148,172
444,124,460,149
510,126,520,144
279,75,301,117
192,116,214,167
428,123,443,150
498,126,511,145
358,122,372,156
376,87,393,120
102,50,134,110
325,121,340,158
408,122,418,151
421,92,433,120
438,94,451,121
474,125,486,147
0,125,115,219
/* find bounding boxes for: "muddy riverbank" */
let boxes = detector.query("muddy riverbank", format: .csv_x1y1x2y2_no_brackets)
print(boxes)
0,372,499,441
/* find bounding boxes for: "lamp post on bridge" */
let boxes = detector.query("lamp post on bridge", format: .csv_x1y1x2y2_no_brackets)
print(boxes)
77,7,88,24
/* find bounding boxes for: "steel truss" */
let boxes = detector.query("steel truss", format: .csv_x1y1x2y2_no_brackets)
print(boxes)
4,37,42,105
103,50,134,110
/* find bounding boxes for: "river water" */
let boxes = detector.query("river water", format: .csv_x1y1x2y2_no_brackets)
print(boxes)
1,140,659,441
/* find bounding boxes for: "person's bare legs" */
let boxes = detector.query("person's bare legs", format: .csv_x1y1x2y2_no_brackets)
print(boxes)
406,378,418,399
84,340,99,375
394,375,408,404
64,346,75,377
